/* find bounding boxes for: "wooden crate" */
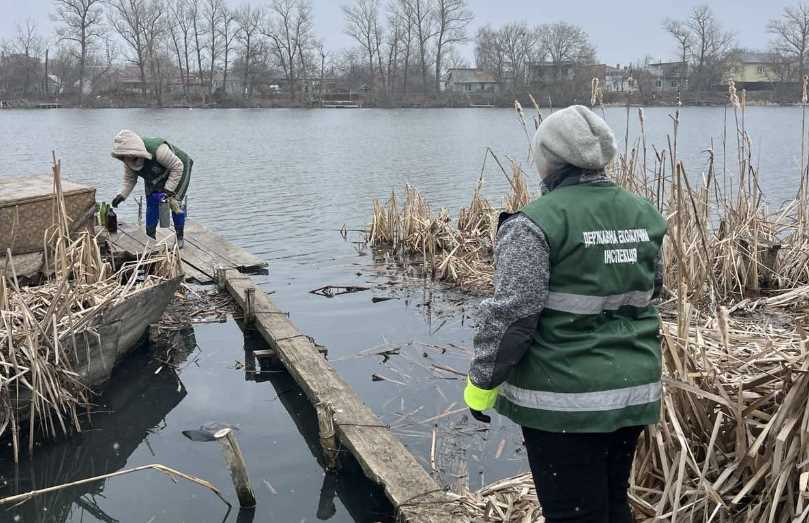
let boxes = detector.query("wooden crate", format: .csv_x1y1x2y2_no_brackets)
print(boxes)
0,176,96,255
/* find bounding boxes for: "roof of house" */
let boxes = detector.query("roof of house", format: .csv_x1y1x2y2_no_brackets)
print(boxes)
530,61,575,67
736,51,776,64
447,68,497,84
648,61,686,67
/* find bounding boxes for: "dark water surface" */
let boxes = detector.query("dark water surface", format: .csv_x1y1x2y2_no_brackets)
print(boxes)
0,107,804,522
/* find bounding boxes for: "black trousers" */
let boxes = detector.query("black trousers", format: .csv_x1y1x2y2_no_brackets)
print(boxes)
522,425,644,523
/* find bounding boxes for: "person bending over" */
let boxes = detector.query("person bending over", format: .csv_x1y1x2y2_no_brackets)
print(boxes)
110,129,193,248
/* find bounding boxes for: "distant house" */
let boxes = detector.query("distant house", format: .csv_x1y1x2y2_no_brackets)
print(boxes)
530,62,576,83
604,65,638,93
647,61,689,92
445,68,498,93
724,51,786,89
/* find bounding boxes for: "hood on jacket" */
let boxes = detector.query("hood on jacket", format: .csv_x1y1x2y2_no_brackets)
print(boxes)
111,129,152,161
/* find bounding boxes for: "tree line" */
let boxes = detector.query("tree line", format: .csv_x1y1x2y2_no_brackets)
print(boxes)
0,0,479,106
3,1,809,106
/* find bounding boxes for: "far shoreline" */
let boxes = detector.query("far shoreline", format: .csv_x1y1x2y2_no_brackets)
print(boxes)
1,100,804,111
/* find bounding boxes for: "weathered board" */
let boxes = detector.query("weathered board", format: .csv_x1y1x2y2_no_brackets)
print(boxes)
71,276,183,387
222,271,460,522
107,221,268,284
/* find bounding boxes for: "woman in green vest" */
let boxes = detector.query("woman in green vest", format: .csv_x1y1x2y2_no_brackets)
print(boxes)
110,129,193,247
465,105,667,523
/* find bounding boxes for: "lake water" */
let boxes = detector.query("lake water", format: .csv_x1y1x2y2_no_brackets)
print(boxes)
0,106,805,522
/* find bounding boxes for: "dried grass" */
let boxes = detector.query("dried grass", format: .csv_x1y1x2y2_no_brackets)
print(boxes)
0,157,182,461
369,95,809,520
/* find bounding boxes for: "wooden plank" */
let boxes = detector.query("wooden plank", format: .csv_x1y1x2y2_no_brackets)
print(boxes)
112,222,266,285
184,221,267,271
112,223,214,284
222,270,457,522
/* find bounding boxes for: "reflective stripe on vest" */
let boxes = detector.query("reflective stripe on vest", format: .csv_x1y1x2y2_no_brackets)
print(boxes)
499,381,662,412
545,289,654,315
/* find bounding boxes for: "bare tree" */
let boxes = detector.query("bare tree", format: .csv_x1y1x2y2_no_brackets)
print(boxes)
218,6,240,95
143,1,168,104
686,5,734,89
663,19,693,70
15,19,43,96
394,0,414,95
475,25,504,80
342,0,382,91
235,4,264,98
203,0,224,95
109,0,165,97
768,2,809,81
407,0,435,95
109,0,148,95
539,22,595,79
264,0,314,102
52,0,106,104
433,0,472,93
385,5,403,96
498,22,536,88
168,0,193,96
189,0,205,93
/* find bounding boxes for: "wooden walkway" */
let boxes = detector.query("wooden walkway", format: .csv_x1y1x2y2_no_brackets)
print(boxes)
111,221,459,521
109,221,267,284
223,271,457,521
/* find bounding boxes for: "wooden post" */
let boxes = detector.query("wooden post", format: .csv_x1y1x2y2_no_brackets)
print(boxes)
216,428,257,509
137,196,143,225
316,402,339,471
216,267,227,290
244,287,256,325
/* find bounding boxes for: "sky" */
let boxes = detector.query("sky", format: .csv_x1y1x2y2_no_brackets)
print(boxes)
0,0,799,66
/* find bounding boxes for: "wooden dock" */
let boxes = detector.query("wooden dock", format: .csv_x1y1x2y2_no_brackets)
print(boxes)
110,221,459,522
108,221,267,284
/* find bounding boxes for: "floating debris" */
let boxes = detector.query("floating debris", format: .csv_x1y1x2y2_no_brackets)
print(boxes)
310,285,371,298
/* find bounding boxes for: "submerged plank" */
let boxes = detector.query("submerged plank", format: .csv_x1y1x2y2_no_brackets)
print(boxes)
222,271,458,522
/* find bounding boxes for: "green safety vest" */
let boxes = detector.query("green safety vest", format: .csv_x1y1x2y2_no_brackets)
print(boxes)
495,179,667,433
139,136,193,198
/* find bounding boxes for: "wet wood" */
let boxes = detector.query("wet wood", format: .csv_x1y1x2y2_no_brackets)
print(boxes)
222,270,457,522
217,428,257,508
316,402,339,471
110,221,268,285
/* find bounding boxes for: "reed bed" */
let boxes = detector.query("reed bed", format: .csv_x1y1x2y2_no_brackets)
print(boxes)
368,160,530,294
0,158,181,461
368,89,809,520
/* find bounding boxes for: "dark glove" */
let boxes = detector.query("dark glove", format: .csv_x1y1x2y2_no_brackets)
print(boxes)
112,194,125,208
469,409,491,424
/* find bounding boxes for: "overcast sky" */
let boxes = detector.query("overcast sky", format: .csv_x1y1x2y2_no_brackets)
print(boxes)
0,0,799,65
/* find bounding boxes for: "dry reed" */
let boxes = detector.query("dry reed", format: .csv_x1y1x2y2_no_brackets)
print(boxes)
368,93,809,520
0,157,181,461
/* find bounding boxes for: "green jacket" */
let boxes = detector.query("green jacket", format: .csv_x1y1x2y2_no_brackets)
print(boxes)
495,178,667,433
140,137,193,198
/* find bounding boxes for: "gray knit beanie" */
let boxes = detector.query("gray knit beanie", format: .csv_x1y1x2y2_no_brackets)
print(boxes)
532,105,617,178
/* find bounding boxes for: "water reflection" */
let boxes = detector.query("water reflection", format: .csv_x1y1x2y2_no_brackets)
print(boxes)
241,331,393,523
0,346,189,522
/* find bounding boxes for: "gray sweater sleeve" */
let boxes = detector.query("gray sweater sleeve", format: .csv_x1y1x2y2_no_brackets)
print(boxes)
469,214,550,390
